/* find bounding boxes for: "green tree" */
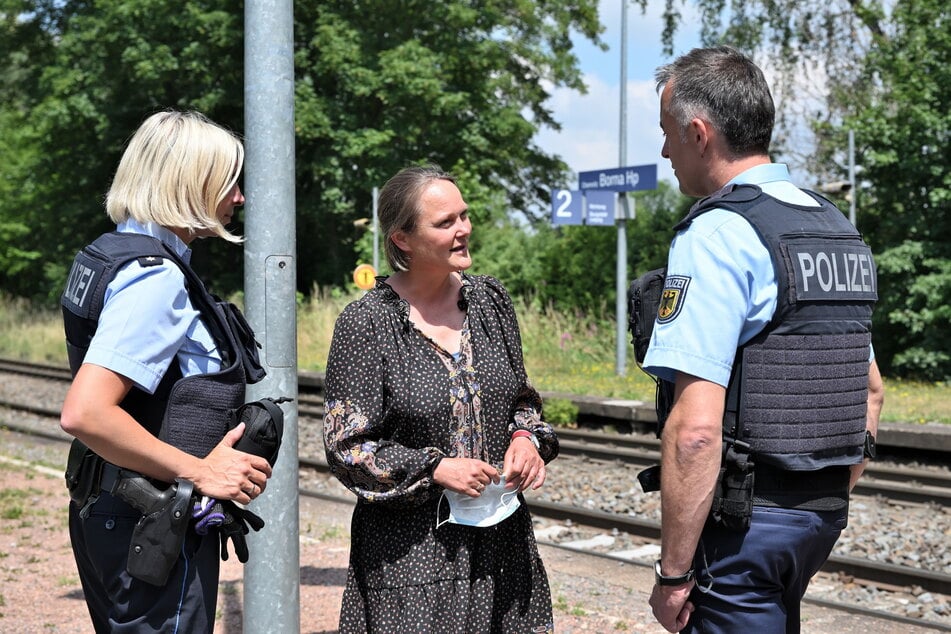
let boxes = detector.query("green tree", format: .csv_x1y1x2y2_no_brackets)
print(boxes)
0,0,61,291
0,0,603,302
0,108,40,289
1,0,246,301
642,0,951,379
634,0,890,159
837,0,950,380
292,1,602,288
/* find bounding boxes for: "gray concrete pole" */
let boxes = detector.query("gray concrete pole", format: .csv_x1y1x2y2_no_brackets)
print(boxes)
616,197,629,377
244,1,299,632
615,0,629,377
848,129,856,227
372,186,380,273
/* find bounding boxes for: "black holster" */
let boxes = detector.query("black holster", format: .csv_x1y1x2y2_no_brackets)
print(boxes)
636,464,661,493
110,473,195,586
709,444,754,531
67,447,196,586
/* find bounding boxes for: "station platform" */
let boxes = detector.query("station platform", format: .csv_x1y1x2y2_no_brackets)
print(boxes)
0,427,944,633
542,389,951,454
273,493,941,633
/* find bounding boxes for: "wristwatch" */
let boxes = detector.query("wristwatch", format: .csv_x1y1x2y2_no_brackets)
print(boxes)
654,559,695,586
511,429,540,449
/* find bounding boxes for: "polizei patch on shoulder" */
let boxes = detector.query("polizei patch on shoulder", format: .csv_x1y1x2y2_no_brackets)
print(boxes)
657,275,690,323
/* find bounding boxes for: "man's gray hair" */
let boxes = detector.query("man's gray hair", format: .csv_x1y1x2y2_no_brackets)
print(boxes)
655,46,774,157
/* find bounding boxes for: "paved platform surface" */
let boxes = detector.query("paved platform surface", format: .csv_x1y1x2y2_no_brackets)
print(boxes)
295,495,943,633
1,423,945,633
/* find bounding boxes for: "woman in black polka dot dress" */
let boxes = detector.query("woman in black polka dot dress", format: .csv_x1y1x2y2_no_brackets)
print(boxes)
323,165,558,633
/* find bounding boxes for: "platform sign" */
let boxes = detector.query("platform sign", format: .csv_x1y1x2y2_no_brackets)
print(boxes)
585,190,616,225
353,263,377,290
578,164,658,192
551,189,583,225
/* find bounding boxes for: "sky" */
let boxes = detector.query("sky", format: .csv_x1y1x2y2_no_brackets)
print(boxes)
533,1,704,190
533,1,845,196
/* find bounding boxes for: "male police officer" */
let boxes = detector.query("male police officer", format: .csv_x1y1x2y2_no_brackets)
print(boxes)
642,46,885,633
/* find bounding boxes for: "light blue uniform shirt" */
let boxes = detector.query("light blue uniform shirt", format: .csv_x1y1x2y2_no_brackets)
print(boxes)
82,219,222,393
643,164,822,387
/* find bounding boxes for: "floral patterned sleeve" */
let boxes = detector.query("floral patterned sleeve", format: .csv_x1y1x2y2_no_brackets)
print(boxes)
478,276,559,464
322,299,444,505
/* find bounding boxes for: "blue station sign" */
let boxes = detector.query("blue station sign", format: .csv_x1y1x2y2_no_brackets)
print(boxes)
550,189,618,226
551,189,583,225
578,164,658,192
585,190,616,225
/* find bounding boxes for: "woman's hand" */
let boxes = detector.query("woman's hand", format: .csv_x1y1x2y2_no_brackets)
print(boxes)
190,423,273,504
433,457,499,497
503,436,546,492
61,364,272,505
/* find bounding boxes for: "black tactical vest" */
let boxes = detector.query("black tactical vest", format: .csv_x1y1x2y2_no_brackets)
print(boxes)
61,232,264,458
675,185,877,471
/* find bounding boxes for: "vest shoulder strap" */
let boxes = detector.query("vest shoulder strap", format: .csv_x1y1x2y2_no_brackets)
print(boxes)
63,232,234,363
62,232,169,322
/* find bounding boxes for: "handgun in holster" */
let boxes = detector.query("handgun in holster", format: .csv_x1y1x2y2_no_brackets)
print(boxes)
106,470,195,586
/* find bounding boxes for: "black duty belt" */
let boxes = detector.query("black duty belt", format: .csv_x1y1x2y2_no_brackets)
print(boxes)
99,462,123,494
752,465,850,511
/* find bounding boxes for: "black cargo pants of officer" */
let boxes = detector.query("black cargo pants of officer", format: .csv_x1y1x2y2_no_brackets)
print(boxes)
69,489,219,633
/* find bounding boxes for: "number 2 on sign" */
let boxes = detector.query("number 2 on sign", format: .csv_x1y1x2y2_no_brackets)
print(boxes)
555,190,573,217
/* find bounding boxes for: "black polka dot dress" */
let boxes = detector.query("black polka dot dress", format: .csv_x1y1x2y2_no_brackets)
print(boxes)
323,274,558,633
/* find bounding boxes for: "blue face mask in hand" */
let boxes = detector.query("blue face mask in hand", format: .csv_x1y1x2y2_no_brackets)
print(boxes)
436,476,521,528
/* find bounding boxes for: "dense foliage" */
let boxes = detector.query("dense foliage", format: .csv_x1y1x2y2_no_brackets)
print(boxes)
652,0,951,379
0,0,603,298
842,0,950,380
1,0,948,379
1,0,247,298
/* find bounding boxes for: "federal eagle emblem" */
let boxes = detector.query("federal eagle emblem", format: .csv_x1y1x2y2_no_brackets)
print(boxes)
656,275,690,323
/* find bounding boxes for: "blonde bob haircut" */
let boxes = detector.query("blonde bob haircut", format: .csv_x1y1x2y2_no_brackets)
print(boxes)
106,110,245,243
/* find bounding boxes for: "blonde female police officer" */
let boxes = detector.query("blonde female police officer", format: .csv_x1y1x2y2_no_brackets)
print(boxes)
60,110,272,633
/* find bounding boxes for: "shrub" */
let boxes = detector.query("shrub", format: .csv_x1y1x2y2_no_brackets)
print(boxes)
543,397,579,427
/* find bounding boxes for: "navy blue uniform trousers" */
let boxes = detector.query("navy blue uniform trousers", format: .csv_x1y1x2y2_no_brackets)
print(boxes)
69,490,220,633
684,505,848,634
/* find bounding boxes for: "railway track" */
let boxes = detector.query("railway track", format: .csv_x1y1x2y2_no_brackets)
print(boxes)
5,359,948,506
2,356,951,622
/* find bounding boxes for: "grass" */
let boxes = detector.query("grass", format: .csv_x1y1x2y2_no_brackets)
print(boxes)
320,525,347,541
1,291,948,424
0,487,34,521
0,296,66,365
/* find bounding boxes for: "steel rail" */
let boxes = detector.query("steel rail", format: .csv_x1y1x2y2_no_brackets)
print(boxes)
297,457,951,597
2,409,949,602
7,393,949,507
4,355,949,462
